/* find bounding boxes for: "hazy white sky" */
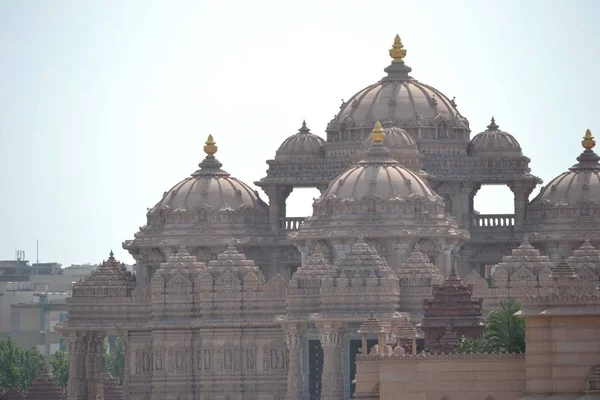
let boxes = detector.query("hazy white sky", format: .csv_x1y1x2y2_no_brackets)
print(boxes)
0,0,598,266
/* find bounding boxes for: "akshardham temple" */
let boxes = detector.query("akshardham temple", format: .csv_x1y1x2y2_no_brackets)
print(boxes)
55,35,600,400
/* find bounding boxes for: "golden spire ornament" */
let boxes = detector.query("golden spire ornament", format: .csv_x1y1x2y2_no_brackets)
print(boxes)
371,121,385,144
204,134,218,155
582,129,595,150
389,34,407,64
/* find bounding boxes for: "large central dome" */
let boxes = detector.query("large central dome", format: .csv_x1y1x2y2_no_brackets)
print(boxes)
325,35,470,158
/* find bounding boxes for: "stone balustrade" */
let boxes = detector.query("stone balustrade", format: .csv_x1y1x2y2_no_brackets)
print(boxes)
471,214,515,228
279,217,306,231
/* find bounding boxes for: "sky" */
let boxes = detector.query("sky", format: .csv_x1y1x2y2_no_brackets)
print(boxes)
0,0,599,266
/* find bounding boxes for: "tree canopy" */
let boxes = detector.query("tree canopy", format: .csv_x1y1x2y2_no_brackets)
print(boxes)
0,336,45,391
457,298,525,354
49,350,69,388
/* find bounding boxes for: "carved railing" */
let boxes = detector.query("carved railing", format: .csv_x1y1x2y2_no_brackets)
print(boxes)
279,217,306,231
471,214,515,228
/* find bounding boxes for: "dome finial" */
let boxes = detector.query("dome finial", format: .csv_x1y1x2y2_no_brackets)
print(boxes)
204,135,218,155
371,121,385,144
299,120,310,133
583,129,596,150
487,117,499,130
389,34,407,64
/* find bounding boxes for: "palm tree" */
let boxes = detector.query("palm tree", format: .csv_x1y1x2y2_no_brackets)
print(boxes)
484,298,525,353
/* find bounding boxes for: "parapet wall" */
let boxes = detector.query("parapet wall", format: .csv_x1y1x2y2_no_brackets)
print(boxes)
355,353,525,400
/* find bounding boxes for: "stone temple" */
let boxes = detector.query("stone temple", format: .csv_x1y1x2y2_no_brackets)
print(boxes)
56,35,600,400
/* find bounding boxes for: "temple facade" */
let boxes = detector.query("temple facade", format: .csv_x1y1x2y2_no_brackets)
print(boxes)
56,35,600,400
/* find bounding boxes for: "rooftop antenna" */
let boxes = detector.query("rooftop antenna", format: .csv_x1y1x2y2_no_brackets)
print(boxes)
36,240,39,265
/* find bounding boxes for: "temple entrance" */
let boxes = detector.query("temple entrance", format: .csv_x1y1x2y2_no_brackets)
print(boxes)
308,339,324,400
349,339,377,396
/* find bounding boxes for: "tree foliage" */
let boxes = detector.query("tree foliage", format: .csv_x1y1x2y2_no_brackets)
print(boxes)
50,350,69,388
107,337,125,384
457,298,525,354
0,336,45,391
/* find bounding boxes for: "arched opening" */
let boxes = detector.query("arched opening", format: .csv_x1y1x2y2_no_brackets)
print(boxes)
472,185,515,227
285,187,322,218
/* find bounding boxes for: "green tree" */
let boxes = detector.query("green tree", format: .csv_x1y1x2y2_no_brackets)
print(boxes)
456,338,494,354
457,299,525,354
109,337,125,384
0,336,45,391
50,350,69,388
101,336,125,384
484,298,525,353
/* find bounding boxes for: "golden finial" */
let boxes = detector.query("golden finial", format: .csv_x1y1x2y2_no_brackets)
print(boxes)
582,129,595,150
371,121,385,144
204,134,218,155
389,34,407,64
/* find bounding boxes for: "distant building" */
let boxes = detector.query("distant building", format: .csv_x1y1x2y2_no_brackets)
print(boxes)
10,291,68,361
0,260,96,361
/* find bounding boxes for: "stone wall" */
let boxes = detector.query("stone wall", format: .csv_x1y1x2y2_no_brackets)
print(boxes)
355,353,525,400
525,313,600,395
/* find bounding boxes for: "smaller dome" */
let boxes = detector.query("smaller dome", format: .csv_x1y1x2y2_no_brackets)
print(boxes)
358,125,416,153
530,129,600,207
149,135,268,216
275,121,325,161
468,118,522,156
354,125,423,171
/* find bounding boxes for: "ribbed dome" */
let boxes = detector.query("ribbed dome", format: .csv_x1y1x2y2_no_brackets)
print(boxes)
322,127,436,202
328,36,466,133
275,121,325,161
149,135,268,216
468,118,522,155
360,125,417,151
530,130,600,207
354,125,422,170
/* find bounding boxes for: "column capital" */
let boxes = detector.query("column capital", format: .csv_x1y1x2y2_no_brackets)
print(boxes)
318,328,344,347
439,243,456,254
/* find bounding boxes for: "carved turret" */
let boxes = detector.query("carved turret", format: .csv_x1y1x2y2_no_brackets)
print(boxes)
102,372,123,400
26,371,65,400
419,266,485,350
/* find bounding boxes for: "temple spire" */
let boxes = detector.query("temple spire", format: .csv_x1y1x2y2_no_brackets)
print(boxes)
193,135,229,177
487,117,499,130
204,134,218,155
569,129,600,172
299,120,310,133
370,121,385,144
389,34,407,63
583,129,596,150
382,34,413,81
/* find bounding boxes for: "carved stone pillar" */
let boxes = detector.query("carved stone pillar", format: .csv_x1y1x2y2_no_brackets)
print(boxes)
318,325,344,400
265,185,294,233
120,332,130,398
510,183,534,226
447,183,479,229
284,327,305,400
439,244,455,277
86,332,106,400
67,332,88,400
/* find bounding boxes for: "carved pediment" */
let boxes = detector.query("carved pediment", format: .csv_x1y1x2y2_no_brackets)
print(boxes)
215,270,240,289
167,272,191,291
510,266,536,286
